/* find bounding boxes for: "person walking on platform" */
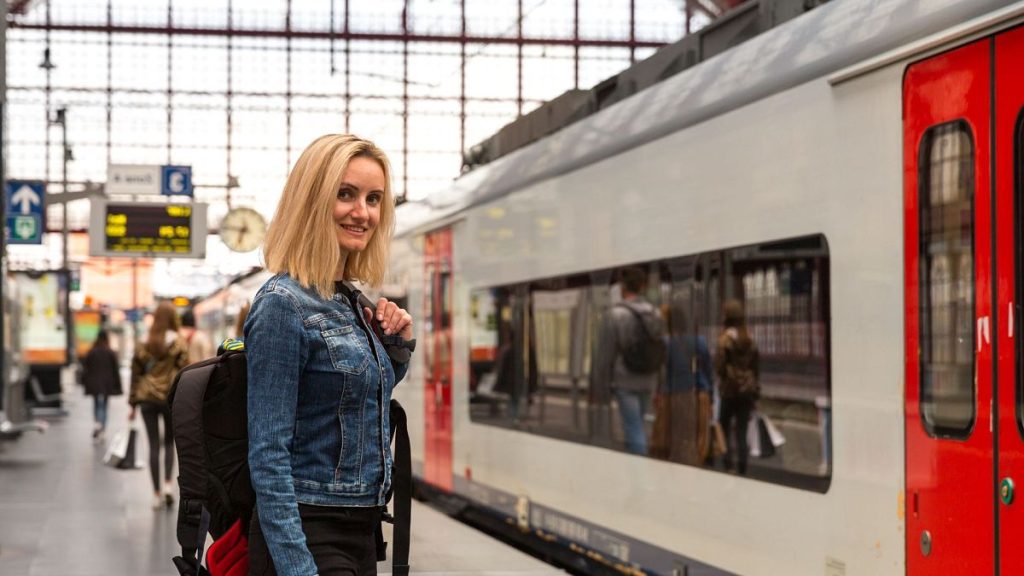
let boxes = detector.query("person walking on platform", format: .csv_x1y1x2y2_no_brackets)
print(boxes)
180,309,214,364
714,299,760,475
129,301,189,509
81,329,122,440
245,134,415,576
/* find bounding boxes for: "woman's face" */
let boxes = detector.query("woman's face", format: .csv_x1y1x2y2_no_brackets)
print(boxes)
333,156,385,256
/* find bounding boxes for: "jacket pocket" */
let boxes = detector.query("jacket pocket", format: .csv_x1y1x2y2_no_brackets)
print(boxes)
320,324,370,375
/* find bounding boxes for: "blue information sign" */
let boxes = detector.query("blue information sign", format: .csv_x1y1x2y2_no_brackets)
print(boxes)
5,180,46,245
161,165,193,196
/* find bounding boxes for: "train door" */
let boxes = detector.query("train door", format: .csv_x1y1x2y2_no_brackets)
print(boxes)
423,228,453,490
995,25,1024,575
904,39,993,574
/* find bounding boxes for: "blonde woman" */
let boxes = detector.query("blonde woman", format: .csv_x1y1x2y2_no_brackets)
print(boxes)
130,301,189,509
246,134,415,576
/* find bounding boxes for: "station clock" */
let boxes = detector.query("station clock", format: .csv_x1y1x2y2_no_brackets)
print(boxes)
219,207,267,253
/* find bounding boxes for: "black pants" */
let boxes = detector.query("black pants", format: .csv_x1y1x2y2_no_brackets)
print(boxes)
139,402,175,493
719,396,754,475
248,504,382,576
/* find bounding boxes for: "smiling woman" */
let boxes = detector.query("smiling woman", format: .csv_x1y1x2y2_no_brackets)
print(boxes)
245,134,415,576
332,156,386,270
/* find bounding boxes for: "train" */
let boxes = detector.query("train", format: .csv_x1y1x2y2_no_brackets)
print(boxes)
379,1,1024,574
192,268,270,348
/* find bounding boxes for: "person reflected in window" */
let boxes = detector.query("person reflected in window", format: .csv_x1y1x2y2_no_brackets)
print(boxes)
714,299,760,475
655,299,712,464
592,267,663,455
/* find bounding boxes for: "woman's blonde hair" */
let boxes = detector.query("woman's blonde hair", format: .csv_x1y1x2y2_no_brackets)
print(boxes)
263,134,395,298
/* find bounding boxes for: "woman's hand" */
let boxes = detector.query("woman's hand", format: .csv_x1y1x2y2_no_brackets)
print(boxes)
364,298,413,340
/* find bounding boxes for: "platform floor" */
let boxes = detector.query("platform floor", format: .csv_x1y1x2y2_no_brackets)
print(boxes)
0,381,564,576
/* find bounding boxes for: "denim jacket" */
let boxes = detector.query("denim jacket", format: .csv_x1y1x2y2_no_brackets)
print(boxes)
245,273,409,576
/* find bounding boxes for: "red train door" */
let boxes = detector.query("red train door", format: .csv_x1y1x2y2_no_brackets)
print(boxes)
423,228,453,490
904,39,993,574
995,25,1024,575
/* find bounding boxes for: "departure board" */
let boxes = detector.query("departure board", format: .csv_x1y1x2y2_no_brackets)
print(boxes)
89,200,207,259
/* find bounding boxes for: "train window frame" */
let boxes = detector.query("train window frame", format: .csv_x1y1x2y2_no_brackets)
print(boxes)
1017,109,1024,440
467,234,833,493
917,119,977,441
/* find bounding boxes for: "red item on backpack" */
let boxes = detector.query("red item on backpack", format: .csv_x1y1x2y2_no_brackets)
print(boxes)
206,518,249,576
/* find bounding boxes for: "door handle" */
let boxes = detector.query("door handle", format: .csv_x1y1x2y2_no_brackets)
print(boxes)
1002,478,1015,506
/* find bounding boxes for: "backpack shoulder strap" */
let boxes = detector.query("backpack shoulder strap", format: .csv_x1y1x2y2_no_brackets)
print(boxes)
169,359,219,576
389,398,412,576
617,303,655,337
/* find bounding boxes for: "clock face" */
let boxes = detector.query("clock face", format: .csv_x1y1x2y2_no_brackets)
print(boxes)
219,207,267,253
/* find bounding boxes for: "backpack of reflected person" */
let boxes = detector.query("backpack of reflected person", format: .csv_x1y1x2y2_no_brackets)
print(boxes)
617,304,667,375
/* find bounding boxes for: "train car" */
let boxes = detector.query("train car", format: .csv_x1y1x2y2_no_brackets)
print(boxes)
382,1,1024,574
192,268,271,346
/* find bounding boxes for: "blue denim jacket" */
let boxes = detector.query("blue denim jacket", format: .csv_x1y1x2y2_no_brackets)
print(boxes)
245,273,409,576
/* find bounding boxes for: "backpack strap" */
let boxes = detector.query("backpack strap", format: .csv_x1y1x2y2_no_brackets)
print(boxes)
389,399,412,576
616,303,656,339
169,360,219,576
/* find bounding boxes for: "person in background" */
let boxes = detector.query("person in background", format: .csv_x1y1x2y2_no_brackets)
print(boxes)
129,301,189,509
81,329,122,440
180,309,214,363
714,299,760,475
233,301,250,340
246,134,415,576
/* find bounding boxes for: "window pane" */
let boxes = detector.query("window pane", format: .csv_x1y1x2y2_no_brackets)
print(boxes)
468,235,832,493
920,122,975,437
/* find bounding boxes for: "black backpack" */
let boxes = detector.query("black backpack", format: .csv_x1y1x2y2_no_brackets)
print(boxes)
617,304,667,375
168,338,412,576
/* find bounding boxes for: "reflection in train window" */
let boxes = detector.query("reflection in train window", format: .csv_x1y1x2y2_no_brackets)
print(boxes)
919,122,975,439
469,234,832,493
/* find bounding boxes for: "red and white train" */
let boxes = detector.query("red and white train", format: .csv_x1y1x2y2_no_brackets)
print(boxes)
382,1,1024,574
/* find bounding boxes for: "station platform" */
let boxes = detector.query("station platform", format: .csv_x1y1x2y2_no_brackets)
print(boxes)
0,381,564,576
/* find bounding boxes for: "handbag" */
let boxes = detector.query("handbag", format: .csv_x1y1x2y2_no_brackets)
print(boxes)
103,419,141,470
747,412,784,458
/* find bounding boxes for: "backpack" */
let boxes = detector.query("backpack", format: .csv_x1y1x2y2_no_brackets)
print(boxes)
168,335,412,576
720,333,759,400
616,303,667,375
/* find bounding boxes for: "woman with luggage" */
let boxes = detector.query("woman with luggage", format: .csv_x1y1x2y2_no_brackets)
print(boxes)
129,301,189,509
245,134,415,576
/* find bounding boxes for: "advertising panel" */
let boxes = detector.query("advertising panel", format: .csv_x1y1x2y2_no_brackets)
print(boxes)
73,310,102,358
13,271,69,365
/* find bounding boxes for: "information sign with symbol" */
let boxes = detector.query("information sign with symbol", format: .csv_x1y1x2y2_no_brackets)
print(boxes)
161,165,193,196
107,164,193,196
5,179,46,245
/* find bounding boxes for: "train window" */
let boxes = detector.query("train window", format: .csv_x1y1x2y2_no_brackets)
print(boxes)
469,234,832,493
919,122,975,439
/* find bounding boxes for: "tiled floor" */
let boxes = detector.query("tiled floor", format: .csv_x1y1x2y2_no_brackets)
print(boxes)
0,380,563,576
